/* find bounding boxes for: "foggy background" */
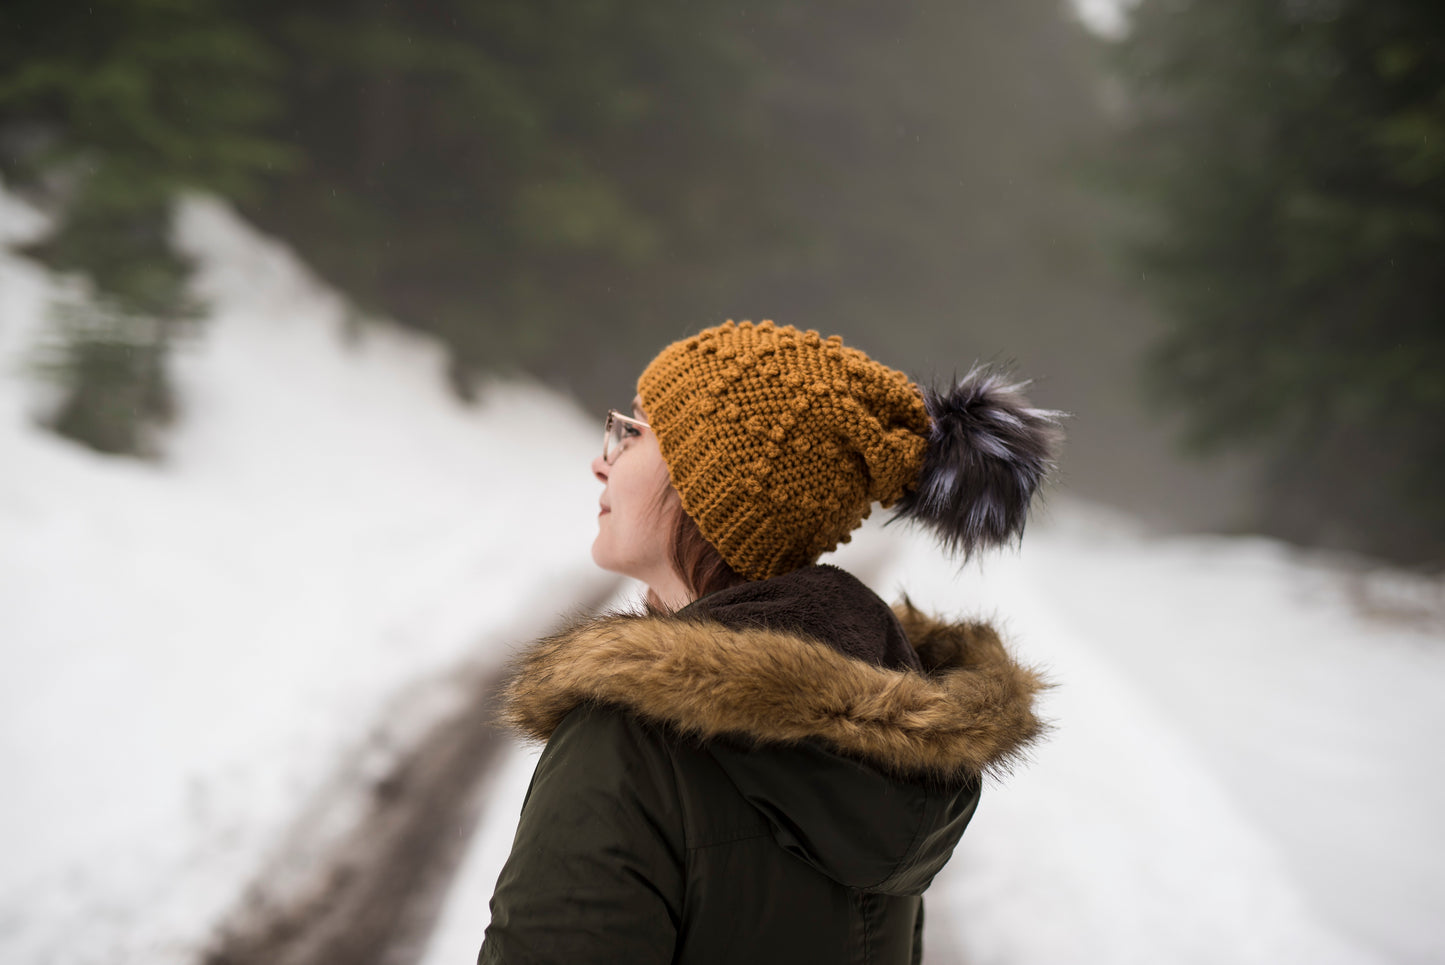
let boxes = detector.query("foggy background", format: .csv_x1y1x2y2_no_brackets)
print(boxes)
13,0,1439,554
4,1,1443,963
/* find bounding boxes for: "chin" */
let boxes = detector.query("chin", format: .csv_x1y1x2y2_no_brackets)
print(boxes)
590,537,622,575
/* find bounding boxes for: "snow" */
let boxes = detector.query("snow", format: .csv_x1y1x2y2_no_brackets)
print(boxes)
3,182,1443,964
0,186,608,964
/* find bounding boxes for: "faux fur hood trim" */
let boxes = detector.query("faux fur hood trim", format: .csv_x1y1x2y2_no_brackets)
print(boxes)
500,601,1049,781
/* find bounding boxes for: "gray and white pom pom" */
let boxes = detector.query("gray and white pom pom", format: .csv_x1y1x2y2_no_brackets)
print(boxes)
892,365,1065,558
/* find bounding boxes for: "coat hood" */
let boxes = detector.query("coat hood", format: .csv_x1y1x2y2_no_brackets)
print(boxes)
500,564,1048,894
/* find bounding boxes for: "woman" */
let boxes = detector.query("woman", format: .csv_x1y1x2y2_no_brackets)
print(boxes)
479,320,1060,965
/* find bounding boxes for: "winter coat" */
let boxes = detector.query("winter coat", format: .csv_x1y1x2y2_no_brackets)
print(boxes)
478,564,1046,965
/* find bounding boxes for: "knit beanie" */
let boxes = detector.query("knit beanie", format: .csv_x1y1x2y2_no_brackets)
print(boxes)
637,319,1063,582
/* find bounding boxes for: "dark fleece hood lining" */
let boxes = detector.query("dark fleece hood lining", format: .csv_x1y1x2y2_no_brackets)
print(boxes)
681,564,922,673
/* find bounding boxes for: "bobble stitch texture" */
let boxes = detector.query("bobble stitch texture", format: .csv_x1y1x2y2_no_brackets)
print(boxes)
636,320,931,580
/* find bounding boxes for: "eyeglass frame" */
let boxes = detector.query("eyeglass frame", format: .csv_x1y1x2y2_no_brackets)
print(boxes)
602,409,651,464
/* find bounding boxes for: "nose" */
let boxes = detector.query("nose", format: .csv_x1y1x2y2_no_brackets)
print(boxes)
592,454,609,484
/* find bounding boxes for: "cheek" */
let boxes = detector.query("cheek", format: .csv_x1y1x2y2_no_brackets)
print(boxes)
598,463,673,567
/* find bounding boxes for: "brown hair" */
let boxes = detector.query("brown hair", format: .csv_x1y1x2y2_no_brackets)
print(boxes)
648,484,749,608
669,501,750,601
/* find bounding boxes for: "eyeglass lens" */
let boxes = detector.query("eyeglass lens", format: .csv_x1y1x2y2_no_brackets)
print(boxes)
604,411,624,464
603,410,645,464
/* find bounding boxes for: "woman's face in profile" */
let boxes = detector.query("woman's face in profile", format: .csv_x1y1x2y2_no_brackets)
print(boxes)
590,399,675,585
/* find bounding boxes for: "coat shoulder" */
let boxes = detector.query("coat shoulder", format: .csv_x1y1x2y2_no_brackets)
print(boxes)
481,702,688,964
554,702,773,852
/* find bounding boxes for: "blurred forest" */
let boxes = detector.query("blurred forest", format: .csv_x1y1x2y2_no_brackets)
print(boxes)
1,0,1441,564
1110,0,1445,563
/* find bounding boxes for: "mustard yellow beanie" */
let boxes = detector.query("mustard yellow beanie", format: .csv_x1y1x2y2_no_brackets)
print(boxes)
637,319,1066,584
637,320,929,580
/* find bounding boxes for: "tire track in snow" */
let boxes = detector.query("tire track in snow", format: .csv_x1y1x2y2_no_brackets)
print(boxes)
199,575,620,965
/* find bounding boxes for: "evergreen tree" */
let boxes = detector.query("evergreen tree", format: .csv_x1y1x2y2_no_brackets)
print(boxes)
1109,0,1445,561
227,0,870,398
4,0,1120,514
1,0,836,436
0,0,291,454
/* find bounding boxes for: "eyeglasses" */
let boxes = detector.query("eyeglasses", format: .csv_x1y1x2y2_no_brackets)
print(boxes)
603,409,651,464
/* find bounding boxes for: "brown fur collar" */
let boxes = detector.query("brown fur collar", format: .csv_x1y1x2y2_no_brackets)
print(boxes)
500,601,1049,781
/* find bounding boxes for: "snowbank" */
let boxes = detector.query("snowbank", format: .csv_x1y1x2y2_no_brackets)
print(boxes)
0,186,609,964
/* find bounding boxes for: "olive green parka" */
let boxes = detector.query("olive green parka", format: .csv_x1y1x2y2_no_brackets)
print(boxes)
479,565,1046,965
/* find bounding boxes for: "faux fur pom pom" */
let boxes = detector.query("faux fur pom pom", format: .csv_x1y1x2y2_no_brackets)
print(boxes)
892,366,1065,558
